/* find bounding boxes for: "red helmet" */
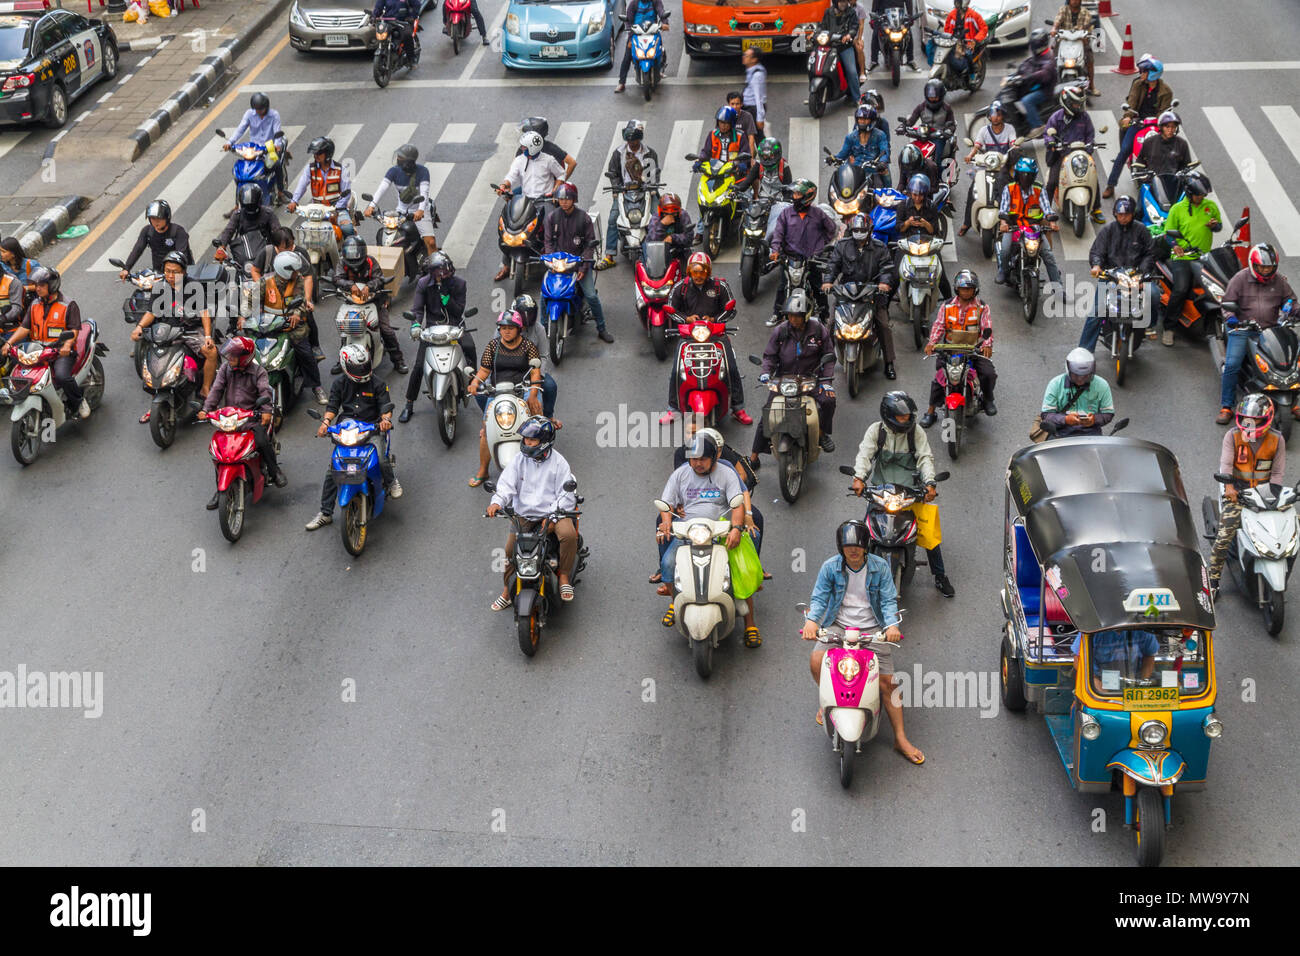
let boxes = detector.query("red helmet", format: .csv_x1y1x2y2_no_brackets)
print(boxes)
554,182,578,203
658,192,682,217
687,251,712,282
1249,243,1279,282
221,336,255,370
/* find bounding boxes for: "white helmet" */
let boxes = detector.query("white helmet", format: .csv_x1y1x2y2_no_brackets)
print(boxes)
519,131,544,157
1066,347,1095,383
339,344,372,383
273,250,304,281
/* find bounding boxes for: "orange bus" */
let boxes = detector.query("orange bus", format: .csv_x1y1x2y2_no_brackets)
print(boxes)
683,0,831,58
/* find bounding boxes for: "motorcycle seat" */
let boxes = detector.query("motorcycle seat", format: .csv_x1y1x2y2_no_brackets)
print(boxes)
71,322,95,375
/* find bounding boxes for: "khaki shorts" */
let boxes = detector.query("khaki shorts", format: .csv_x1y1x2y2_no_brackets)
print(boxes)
822,623,896,675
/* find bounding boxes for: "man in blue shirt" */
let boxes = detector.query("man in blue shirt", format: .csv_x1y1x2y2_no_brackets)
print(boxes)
371,0,421,64
224,92,289,203
1072,629,1160,680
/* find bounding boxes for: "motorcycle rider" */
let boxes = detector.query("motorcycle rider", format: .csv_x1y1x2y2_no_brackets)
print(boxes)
198,336,286,506
362,143,438,258
1135,109,1192,179
242,250,326,406
0,267,89,420
832,105,891,187
119,199,192,279
751,289,837,463
738,139,794,240
1015,28,1057,131
1044,86,1105,224
645,192,695,271
287,135,354,237
1079,195,1156,351
1208,393,1286,598
596,119,661,270
613,0,669,95
768,179,838,326
130,250,218,416
370,0,421,64
803,520,920,762
1041,347,1114,437
0,237,40,287
0,251,26,334
659,252,750,425
656,430,761,646
922,267,996,420
442,0,488,45
906,79,956,172
996,157,1062,289
936,0,986,84
1217,244,1298,424
223,92,289,203
1105,54,1173,197
868,0,916,73
251,227,323,360
544,183,614,344
331,235,408,375
820,0,862,106
1156,171,1220,346
958,100,1016,236
693,106,745,213
726,90,759,158
1050,0,1098,96
467,309,545,487
515,117,578,184
897,142,941,200
511,293,559,420
494,132,567,282
851,390,954,598
822,212,897,379
214,183,281,268
659,421,762,569
399,251,477,423
487,416,580,606
899,173,953,297
304,343,402,531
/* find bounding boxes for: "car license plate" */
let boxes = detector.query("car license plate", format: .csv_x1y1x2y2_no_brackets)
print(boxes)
1122,686,1179,711
540,45,569,58
325,34,349,46
742,37,772,53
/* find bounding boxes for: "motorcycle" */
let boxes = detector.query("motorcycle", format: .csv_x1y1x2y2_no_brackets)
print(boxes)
444,0,472,54
738,190,786,303
870,7,918,89
1050,20,1093,88
1155,215,1250,348
653,489,749,678
807,30,855,117
622,14,667,102
824,149,886,215
206,403,275,543
829,281,886,398
482,360,543,472
493,187,550,298
838,464,951,594
896,230,945,348
111,258,164,379
1204,473,1299,637
361,191,433,287
931,335,991,461
750,356,823,504
485,477,587,657
307,409,395,556
866,186,905,247
138,318,205,450
404,307,478,447
293,201,348,283
1096,268,1152,387
634,241,680,360
0,325,107,465
777,251,829,320
684,152,745,258
896,118,957,189
1229,306,1300,441
243,307,304,429
927,29,985,94
320,279,386,369
537,250,592,366
1000,208,1053,324
975,73,1037,137
604,180,662,264
373,16,418,89
960,137,1019,259
666,309,737,427
1121,100,1179,171
1047,126,1106,238
213,129,286,208
1131,160,1201,230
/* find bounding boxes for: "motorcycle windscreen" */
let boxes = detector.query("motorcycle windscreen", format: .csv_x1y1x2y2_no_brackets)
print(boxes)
503,195,536,230
642,241,669,279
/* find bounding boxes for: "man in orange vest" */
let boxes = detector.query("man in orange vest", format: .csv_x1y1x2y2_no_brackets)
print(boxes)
920,268,995,426
287,136,355,237
1209,393,1287,596
241,251,327,406
996,156,1061,288
0,266,26,334
0,267,90,419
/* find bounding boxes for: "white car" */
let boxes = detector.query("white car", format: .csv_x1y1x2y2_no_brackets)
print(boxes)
923,1,1033,49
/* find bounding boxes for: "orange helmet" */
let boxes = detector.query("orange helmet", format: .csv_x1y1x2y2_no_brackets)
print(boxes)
687,251,712,282
658,192,682,217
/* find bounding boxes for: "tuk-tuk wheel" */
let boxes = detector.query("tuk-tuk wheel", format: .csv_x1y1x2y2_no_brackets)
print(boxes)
1000,637,1027,712
1134,786,1165,867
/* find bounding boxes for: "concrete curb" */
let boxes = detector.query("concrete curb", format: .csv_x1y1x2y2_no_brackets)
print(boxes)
126,0,294,162
16,196,91,258
118,34,177,52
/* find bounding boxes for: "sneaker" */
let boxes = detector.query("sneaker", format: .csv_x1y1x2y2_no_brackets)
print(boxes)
731,408,753,425
481,35,490,47
77,399,91,420
818,434,835,453
765,314,781,327
597,329,615,344
387,479,403,499
983,398,998,416
313,387,328,405
1161,329,1175,347
614,84,625,94
934,574,955,598
205,491,219,511
884,362,896,380
868,60,880,72
330,363,343,376
305,511,333,531
1215,407,1233,425
906,61,920,72
398,403,414,424
272,471,288,488
594,254,617,271
919,411,937,429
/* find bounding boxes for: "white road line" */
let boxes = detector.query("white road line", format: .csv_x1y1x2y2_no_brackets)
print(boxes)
788,116,821,199
354,122,419,200
1262,104,1300,176
1164,61,1300,72
247,73,912,93
1203,106,1300,256
428,163,454,210
597,121,625,257
0,131,30,161
441,121,517,266
460,0,506,82
1099,15,1122,65
556,121,590,174
661,118,702,204
439,122,475,143
327,122,363,169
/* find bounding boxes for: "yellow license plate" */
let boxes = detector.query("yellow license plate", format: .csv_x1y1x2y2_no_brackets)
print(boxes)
742,38,772,52
1122,686,1179,711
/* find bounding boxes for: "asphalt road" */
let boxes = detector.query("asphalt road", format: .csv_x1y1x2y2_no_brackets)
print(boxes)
2,4,1298,866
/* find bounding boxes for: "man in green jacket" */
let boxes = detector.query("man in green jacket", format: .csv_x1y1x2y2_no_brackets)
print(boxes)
1155,171,1219,346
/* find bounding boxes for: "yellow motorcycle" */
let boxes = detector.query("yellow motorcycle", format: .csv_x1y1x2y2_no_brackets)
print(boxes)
684,151,748,258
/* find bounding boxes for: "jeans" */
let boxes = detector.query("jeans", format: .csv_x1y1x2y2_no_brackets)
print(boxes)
1220,328,1260,409
1107,124,1141,187
606,200,622,257
997,231,1061,284
837,47,861,102
618,43,636,84
1079,282,1155,351
320,446,395,514
579,270,607,332
1020,85,1048,129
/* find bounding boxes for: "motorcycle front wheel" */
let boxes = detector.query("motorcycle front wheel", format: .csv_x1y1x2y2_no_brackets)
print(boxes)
650,322,668,361
778,450,804,503
1022,270,1040,324
945,407,963,461
981,227,994,259
10,408,40,465
890,48,901,88
1115,331,1130,386
1264,581,1286,637
436,391,457,447
809,84,828,119
692,637,713,679
342,494,368,556
838,735,855,788
549,316,566,365
150,400,177,449
373,43,393,89
740,250,759,302
518,609,541,657
218,477,246,543
847,360,862,398
706,218,725,258
512,257,527,298
910,299,926,349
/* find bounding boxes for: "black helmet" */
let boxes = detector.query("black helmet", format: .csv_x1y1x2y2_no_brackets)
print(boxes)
249,92,270,112
238,182,263,216
791,178,816,210
854,104,875,131
898,142,922,173
426,251,454,281
511,293,538,328
836,519,870,557
520,116,550,139
1029,27,1051,54
862,88,884,112
924,78,946,107
1059,86,1086,117
339,344,372,383
621,119,644,143
162,250,189,271
881,390,917,433
954,269,979,294
145,199,171,224
308,135,335,162
341,235,367,269
519,416,556,461
29,266,60,296
757,138,782,169
1184,171,1210,197
685,430,720,463
395,143,418,172
848,212,872,242
1113,194,1137,217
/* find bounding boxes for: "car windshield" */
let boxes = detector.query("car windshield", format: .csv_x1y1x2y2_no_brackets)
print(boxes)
0,21,33,61
1074,628,1211,701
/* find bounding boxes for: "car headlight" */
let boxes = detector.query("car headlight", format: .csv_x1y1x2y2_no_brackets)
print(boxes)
1003,4,1030,20
1203,714,1223,738
587,9,606,35
687,523,713,546
1138,720,1168,748
289,3,309,28
337,426,364,447
686,22,718,35
1079,713,1101,740
494,403,517,430
505,13,520,36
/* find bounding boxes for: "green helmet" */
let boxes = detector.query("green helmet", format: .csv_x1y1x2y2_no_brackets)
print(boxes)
757,138,782,169
791,178,817,210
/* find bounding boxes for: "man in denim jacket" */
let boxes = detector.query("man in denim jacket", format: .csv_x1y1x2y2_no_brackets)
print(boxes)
800,519,924,764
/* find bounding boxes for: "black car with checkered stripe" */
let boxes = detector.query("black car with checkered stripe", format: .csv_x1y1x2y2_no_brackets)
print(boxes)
0,2,118,128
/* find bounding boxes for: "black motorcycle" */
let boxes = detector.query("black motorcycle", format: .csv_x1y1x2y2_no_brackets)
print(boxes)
1095,268,1153,387
1231,304,1300,441
931,335,990,462
839,465,949,594
739,185,793,303
139,319,206,450
829,281,887,398
360,191,435,288
870,7,918,89
824,149,886,215
373,17,417,89
491,187,550,297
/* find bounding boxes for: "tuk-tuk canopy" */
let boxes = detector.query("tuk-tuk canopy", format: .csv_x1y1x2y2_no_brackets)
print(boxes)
1006,437,1215,633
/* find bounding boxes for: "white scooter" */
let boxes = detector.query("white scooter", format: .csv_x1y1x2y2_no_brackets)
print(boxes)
1,324,108,465
324,282,384,371
653,492,749,679
604,180,662,263
1205,473,1300,636
293,201,348,281
962,130,1036,260
1047,124,1107,238
405,306,478,447
482,358,543,471
1052,25,1093,87
896,230,945,350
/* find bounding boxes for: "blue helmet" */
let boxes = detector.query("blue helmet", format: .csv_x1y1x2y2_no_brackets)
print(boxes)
715,106,737,128
1014,156,1039,177
1136,54,1163,80
907,173,931,196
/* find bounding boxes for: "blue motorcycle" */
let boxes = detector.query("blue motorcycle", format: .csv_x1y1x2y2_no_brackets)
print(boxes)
867,187,906,246
622,13,668,103
538,250,590,367
1131,160,1201,230
311,412,393,556
214,128,288,207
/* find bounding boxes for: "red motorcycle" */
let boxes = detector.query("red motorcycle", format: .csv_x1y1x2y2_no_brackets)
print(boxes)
444,0,472,54
634,240,682,361
206,405,273,543
664,308,737,425
896,120,956,186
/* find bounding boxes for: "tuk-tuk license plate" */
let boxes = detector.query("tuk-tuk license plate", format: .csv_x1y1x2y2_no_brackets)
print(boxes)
540,45,570,58
743,38,772,53
1123,686,1179,711
325,34,349,46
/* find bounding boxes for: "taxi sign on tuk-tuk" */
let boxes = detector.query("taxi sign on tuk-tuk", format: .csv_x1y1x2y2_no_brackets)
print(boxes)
1121,588,1180,615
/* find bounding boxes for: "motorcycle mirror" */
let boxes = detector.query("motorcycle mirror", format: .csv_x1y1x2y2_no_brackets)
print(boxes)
1214,473,1234,485
728,494,745,509
243,263,256,277
211,238,223,247
1233,216,1249,231
795,602,809,615
1220,301,1240,314
933,471,951,483
213,128,226,138
482,480,496,494
529,358,542,369
464,307,479,318
962,137,974,147
748,354,762,366
306,409,323,420
1110,418,1130,434
838,465,856,477
896,116,907,124
563,478,578,492
652,498,671,513
737,153,751,162
360,193,374,202
1170,98,1180,108
684,153,699,161
980,327,992,338
109,258,126,269
1046,127,1057,137
402,311,415,321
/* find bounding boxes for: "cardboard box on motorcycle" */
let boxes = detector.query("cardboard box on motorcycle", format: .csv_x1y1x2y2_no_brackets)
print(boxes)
372,245,405,297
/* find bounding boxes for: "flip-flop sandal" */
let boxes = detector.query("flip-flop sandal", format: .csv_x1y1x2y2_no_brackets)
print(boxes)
656,584,671,596
648,572,662,584
468,475,487,488
560,584,574,602
138,410,151,424
896,746,926,766
743,627,762,648
661,604,675,627
957,225,970,236
815,708,824,726
490,595,510,612
762,571,773,580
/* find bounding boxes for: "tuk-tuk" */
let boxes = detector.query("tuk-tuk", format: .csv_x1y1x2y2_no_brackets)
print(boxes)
999,437,1223,867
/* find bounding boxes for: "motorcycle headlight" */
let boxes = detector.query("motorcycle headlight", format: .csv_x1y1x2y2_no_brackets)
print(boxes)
691,325,711,343
837,657,861,681
549,258,574,273
382,215,400,230
289,2,308,28
780,380,799,397
337,426,364,447
1063,58,1077,69
837,323,865,341
888,29,904,40
502,231,526,247
1023,238,1040,255
140,364,154,387
1138,720,1168,748
1201,275,1224,298
517,557,540,577
1079,713,1101,740
626,208,643,225
238,147,259,160
1070,154,1090,177
505,12,520,35
494,402,517,430
586,9,606,35
687,523,713,547
159,362,183,388
216,412,242,432
832,198,859,215
946,362,964,384
816,31,831,46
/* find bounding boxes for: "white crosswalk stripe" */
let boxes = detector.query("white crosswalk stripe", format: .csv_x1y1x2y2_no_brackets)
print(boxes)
660,119,702,209
1203,106,1300,257
438,123,475,144
354,122,419,203
0,130,29,163
441,122,517,266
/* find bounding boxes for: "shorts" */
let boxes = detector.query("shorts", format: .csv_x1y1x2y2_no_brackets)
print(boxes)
396,202,436,237
821,623,895,675
179,329,213,355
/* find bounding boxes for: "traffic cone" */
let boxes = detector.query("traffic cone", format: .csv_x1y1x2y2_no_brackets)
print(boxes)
1235,207,1252,269
1112,23,1137,74
1097,1,1115,17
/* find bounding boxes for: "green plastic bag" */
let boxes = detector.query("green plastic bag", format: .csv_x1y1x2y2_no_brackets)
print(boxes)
727,527,763,600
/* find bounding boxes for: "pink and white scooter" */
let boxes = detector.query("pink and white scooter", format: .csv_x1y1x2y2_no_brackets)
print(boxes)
805,610,892,788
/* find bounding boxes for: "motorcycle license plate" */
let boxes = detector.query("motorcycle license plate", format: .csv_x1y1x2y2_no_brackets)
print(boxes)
1122,686,1178,711
540,45,569,59
325,34,349,46
742,37,772,52
346,463,360,473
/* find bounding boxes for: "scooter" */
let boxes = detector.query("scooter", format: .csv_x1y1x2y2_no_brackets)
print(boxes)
404,307,478,447
829,281,886,398
308,409,394,556
653,490,749,678
999,209,1052,324
807,30,855,117
896,229,945,348
361,191,432,287
866,186,905,246
1096,267,1152,387
824,150,885,215
372,16,418,89
604,180,662,263
927,29,985,94
1231,304,1300,441
962,140,1013,259
322,281,385,376
738,190,786,303
482,359,543,471
538,250,592,366
750,356,822,504
492,186,549,298
1130,160,1200,230
293,201,348,283
685,152,745,258
623,14,668,102
896,118,957,187
870,7,918,89
444,0,472,55
976,73,1038,137
243,307,304,429
1204,473,1299,636
1047,126,1106,238
1050,19,1092,88
111,258,164,379
1156,216,1250,347
931,336,990,461
485,477,587,657
839,464,950,594
1,325,107,466
206,403,275,543
776,252,828,320
138,318,204,450
667,309,737,426
213,129,286,207
634,241,680,361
